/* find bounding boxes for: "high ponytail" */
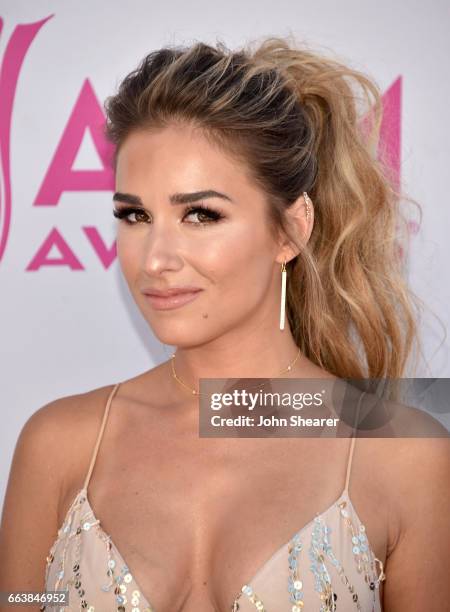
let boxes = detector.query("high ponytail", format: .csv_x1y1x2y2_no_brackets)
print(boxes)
247,35,426,380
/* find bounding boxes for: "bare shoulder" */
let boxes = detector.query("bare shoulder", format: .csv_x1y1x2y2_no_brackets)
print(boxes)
377,437,450,608
2,381,122,517
26,383,114,429
355,393,449,535
21,383,122,468
0,382,119,594
381,437,449,526
2,381,125,525
36,365,171,471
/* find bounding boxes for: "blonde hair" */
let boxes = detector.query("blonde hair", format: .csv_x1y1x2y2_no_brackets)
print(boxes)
104,35,430,382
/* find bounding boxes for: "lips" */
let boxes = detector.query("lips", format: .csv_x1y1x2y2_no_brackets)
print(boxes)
142,287,202,298
142,288,203,311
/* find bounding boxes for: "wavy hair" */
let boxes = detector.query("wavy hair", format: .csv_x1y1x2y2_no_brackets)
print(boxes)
104,35,432,385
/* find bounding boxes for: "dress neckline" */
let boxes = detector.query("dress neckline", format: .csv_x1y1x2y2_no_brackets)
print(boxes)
49,484,379,611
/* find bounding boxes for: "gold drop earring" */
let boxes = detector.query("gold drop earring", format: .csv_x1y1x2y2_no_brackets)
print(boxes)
279,259,287,331
279,191,312,332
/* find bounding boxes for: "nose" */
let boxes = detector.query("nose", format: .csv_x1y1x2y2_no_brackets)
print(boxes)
141,221,183,276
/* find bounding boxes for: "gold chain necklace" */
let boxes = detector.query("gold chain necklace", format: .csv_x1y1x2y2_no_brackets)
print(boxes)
170,347,301,397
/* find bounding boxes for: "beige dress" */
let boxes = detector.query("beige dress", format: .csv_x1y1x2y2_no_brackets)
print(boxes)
43,383,386,611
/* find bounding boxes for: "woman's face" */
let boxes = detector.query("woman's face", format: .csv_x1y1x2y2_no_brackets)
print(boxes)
114,123,290,348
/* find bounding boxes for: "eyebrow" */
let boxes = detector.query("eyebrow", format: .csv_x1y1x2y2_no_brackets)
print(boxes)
112,190,234,206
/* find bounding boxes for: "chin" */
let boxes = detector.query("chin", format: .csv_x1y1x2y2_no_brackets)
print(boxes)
150,321,212,349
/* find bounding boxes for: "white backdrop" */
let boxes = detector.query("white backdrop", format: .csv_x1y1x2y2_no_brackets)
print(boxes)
1,0,449,505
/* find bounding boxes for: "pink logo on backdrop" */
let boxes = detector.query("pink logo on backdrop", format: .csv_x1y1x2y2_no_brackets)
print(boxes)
0,14,413,270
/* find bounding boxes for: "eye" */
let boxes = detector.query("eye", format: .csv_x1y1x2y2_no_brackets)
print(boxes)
112,207,149,225
182,204,224,225
112,204,225,226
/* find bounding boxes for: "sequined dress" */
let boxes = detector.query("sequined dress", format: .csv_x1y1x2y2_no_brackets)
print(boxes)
43,383,386,611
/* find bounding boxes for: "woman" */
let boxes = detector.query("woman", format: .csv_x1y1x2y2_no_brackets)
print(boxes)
0,36,448,612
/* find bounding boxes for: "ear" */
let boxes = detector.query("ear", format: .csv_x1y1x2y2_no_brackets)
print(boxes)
275,192,314,264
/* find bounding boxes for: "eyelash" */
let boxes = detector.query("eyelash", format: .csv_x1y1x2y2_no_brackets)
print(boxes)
112,204,225,226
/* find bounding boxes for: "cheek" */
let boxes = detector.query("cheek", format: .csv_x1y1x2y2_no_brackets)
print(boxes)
190,225,250,282
201,216,272,263
197,223,274,299
116,231,141,278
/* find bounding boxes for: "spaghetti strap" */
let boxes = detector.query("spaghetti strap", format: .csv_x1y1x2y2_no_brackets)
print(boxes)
82,382,122,491
343,389,366,494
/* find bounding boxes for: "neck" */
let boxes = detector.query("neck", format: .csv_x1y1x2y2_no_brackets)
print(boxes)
168,328,317,398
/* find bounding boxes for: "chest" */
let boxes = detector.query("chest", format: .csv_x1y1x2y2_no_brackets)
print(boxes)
57,435,388,611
